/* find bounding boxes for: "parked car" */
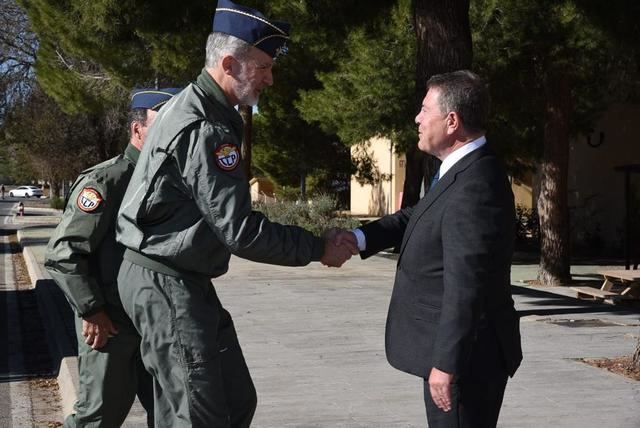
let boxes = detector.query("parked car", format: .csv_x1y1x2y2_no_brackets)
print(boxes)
9,185,44,198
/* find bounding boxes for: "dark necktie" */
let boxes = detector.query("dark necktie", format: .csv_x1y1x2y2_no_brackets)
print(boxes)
430,171,440,190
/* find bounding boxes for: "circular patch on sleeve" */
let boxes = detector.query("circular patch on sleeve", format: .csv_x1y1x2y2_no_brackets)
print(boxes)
76,187,103,212
214,143,241,171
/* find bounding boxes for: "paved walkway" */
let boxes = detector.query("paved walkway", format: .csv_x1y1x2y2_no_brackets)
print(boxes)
15,214,640,427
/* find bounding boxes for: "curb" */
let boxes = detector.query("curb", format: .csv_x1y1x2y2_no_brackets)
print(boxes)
12,207,62,226
17,227,78,419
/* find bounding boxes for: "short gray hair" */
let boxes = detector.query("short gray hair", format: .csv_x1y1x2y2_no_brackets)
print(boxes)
205,32,253,67
426,70,489,134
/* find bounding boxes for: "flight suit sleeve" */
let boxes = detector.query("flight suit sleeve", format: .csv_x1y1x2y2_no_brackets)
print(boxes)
45,176,114,317
183,123,325,266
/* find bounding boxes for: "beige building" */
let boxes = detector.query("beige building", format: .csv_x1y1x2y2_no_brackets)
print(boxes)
350,137,406,216
513,103,640,250
249,176,275,203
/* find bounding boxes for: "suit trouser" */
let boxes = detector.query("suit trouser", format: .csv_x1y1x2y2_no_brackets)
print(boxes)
65,305,154,428
423,375,508,428
118,259,257,428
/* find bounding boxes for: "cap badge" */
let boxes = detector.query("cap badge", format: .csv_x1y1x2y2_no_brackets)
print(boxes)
275,43,288,59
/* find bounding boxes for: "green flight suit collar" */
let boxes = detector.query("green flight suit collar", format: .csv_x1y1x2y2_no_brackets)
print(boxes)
196,68,243,136
124,144,140,165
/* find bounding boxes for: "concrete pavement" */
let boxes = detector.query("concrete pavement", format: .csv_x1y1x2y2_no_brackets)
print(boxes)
15,209,640,427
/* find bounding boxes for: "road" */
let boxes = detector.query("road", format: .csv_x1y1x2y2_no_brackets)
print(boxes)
0,198,62,426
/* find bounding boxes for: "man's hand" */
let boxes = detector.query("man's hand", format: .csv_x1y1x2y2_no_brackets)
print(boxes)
325,228,359,253
320,228,359,267
82,309,118,350
428,367,454,412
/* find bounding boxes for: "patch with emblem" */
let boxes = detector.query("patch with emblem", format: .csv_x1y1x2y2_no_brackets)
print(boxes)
76,187,103,212
214,143,241,171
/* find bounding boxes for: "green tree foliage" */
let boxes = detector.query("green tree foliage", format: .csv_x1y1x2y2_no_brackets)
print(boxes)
296,0,415,155
18,0,212,112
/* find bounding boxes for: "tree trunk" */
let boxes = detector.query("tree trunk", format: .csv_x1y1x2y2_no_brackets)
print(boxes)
537,70,571,286
51,180,60,199
300,173,307,201
403,0,472,208
239,105,253,181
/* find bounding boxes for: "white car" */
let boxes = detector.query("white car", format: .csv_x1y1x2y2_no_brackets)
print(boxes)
9,185,44,198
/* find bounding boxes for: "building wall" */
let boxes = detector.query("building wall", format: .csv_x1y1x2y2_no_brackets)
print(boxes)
510,103,640,250
512,171,534,209
350,137,406,216
568,103,640,250
250,177,275,203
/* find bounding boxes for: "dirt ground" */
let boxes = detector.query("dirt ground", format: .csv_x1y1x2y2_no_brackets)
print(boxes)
29,378,63,427
10,233,32,291
583,356,640,382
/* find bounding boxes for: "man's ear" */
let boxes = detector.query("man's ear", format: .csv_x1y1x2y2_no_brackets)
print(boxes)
131,121,142,141
446,112,460,135
221,55,236,76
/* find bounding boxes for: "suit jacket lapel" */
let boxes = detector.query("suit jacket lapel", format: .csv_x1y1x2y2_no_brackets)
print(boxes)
397,145,492,261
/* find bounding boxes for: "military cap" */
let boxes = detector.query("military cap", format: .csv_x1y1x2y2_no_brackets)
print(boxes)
130,88,182,111
213,0,290,58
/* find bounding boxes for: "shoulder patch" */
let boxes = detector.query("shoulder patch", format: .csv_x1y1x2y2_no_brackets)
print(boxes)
76,187,103,212
214,143,241,171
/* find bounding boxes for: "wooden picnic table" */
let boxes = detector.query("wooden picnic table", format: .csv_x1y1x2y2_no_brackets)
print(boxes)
572,269,640,302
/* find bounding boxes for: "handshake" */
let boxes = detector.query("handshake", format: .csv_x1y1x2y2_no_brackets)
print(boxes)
320,228,359,268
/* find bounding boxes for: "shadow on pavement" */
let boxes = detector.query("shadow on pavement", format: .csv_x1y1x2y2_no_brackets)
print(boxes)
513,285,640,318
0,279,77,383
0,289,55,382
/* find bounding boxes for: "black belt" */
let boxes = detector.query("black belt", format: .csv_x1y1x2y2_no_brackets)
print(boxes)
123,248,206,282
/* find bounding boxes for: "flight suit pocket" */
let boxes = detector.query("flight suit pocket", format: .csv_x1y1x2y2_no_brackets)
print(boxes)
161,276,221,365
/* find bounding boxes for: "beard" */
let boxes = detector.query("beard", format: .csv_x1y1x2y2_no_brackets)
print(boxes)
233,69,259,106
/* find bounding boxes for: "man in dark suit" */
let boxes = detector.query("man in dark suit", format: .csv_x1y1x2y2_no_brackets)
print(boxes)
340,70,522,427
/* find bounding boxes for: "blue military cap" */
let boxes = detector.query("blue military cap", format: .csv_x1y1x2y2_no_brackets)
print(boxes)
130,88,182,111
213,0,290,58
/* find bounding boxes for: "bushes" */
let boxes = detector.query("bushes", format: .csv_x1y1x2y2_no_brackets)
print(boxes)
50,197,65,210
515,205,539,250
254,194,361,237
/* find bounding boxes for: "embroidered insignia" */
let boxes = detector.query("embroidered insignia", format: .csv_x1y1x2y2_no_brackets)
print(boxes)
214,144,241,171
274,42,288,59
76,188,103,212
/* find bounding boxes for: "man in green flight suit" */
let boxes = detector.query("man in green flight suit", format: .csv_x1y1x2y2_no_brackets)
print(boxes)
45,88,181,427
115,1,357,426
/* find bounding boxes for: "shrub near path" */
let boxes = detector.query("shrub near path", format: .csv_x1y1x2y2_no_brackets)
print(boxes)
254,195,361,237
